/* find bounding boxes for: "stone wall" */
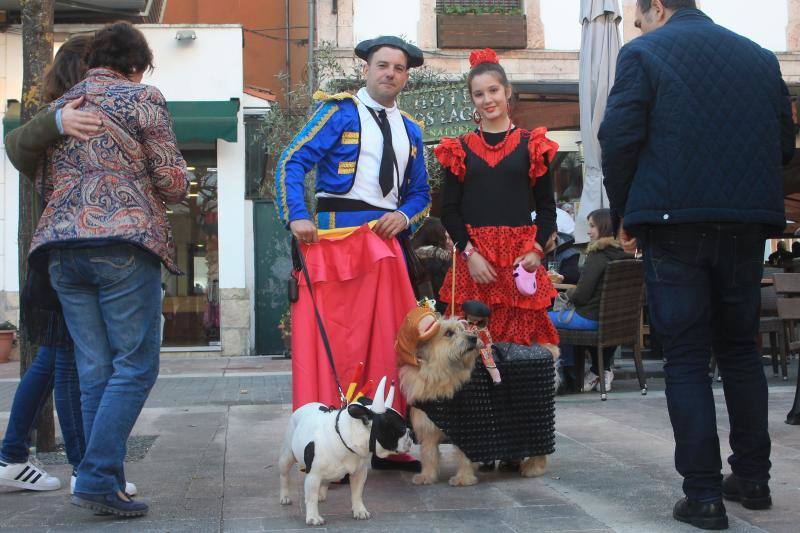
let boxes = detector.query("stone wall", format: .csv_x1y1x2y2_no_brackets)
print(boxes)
0,290,18,327
789,0,800,52
220,288,250,357
0,290,20,361
325,47,579,84
317,0,354,49
525,0,545,49
778,52,800,83
621,0,638,43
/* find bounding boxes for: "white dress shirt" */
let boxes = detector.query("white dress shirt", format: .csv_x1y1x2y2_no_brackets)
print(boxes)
317,87,411,215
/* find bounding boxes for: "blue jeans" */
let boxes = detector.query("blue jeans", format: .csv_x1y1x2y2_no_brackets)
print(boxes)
641,224,770,502
49,244,161,494
0,346,84,468
548,310,599,330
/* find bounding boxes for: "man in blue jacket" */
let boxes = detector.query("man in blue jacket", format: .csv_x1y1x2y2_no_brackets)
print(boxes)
276,36,430,240
599,0,795,529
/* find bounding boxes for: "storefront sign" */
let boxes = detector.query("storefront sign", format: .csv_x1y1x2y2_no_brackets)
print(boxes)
398,83,475,143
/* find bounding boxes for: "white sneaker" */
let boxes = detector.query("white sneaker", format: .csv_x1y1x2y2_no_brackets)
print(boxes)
0,458,61,491
603,370,614,392
583,370,600,392
70,474,137,496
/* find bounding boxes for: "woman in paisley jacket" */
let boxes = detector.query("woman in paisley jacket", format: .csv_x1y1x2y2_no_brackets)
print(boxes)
28,22,188,517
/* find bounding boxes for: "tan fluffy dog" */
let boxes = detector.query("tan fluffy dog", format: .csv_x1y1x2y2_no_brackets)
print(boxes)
396,308,556,486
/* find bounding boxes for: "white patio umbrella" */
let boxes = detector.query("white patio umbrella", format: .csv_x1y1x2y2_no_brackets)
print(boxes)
574,0,623,243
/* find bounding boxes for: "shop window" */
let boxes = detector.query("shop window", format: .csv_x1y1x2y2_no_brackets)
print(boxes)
551,151,583,206
245,114,269,199
162,165,219,347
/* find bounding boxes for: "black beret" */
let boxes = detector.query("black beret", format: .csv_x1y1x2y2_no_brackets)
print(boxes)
462,300,491,318
355,36,424,68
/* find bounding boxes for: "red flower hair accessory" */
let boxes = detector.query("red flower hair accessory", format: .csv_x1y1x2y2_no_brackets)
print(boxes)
469,48,500,69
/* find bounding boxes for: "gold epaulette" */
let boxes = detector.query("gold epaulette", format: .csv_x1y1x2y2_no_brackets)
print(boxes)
400,110,425,131
312,90,357,103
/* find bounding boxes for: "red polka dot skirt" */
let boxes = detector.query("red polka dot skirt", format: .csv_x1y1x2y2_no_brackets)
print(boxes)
439,225,559,346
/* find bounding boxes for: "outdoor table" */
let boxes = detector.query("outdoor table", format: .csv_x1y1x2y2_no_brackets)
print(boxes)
553,283,577,291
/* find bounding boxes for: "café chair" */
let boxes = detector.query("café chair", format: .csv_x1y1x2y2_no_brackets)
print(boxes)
772,274,800,425
556,259,647,401
758,277,788,379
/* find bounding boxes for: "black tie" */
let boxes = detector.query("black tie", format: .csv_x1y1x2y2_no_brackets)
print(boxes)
376,109,395,197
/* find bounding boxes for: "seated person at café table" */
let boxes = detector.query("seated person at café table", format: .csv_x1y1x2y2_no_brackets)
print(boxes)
768,241,793,266
546,236,580,286
548,208,632,392
536,206,580,285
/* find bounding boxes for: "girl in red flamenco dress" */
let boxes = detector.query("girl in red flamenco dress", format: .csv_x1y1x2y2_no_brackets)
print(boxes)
435,48,560,350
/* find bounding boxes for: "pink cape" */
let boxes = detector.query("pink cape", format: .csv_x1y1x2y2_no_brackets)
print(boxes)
291,225,417,413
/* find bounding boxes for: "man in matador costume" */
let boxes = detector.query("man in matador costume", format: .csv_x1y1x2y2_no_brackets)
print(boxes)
275,36,431,470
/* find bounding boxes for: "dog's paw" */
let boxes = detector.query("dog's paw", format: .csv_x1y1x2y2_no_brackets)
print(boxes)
352,506,371,520
520,456,548,478
279,495,292,505
306,514,325,526
412,472,437,485
448,473,478,487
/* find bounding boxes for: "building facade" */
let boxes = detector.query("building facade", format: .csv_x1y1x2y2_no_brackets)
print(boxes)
1,24,262,357
162,0,309,104
318,0,800,221
2,1,800,358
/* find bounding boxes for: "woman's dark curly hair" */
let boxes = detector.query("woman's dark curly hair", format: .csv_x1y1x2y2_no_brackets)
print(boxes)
412,217,449,250
87,21,153,77
43,34,92,103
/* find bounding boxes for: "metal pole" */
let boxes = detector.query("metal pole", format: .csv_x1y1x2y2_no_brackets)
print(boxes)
308,0,316,97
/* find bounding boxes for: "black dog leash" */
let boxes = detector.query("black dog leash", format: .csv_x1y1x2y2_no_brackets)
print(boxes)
293,238,348,406
334,407,359,454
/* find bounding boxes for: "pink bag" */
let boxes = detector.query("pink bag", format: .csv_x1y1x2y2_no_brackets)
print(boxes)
513,263,537,296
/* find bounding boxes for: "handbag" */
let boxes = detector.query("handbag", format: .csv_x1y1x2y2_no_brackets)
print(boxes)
513,263,537,296
551,292,576,324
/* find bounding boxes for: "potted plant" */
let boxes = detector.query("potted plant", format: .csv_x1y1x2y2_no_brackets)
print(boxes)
278,308,292,358
0,321,17,364
437,4,527,49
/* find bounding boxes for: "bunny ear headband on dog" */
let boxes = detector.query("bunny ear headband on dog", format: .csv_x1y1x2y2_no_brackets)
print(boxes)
395,306,440,367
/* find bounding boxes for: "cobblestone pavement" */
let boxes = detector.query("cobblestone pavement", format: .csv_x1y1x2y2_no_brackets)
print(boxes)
0,356,798,532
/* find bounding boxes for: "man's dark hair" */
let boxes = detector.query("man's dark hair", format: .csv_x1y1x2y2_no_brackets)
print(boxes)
366,45,409,68
637,0,696,11
87,21,154,76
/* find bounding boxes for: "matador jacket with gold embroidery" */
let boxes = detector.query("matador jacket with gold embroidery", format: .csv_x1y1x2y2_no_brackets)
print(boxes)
275,91,430,235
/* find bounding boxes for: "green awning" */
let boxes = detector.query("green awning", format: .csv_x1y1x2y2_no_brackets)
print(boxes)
3,98,240,143
2,101,20,136
168,99,239,143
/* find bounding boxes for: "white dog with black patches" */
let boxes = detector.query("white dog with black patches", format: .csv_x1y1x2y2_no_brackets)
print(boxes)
278,377,413,526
